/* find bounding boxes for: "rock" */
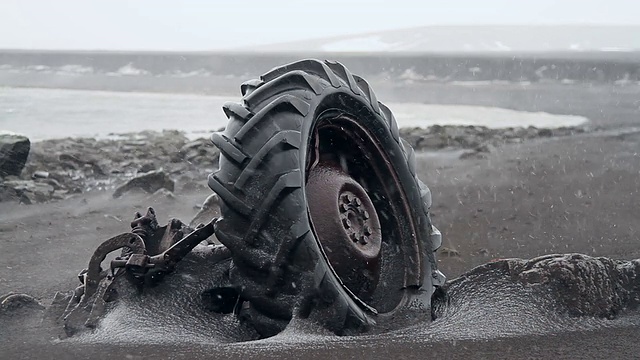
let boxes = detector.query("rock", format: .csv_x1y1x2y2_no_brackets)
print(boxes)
440,247,461,257
138,163,156,173
0,132,30,177
459,150,487,160
169,163,188,174
41,177,64,190
508,254,640,318
113,169,175,198
51,190,69,200
149,188,176,200
181,181,209,192
58,153,83,165
32,170,49,179
0,293,45,315
537,128,553,137
420,135,447,149
178,140,219,165
189,193,220,229
0,184,17,202
58,153,107,176
1,180,54,204
179,139,207,155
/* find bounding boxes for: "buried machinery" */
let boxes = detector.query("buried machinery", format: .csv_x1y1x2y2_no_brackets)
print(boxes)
56,59,446,338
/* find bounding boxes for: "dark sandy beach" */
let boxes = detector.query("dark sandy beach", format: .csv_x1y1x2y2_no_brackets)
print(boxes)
1,65,640,358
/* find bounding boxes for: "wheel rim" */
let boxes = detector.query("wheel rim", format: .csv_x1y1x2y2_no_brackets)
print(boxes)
306,163,382,298
305,113,419,309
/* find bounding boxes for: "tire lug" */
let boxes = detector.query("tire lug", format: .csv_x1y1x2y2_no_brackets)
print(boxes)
342,218,351,229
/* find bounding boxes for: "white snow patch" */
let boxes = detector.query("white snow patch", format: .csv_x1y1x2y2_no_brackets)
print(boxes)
569,43,585,51
321,36,399,52
389,104,588,129
493,41,511,51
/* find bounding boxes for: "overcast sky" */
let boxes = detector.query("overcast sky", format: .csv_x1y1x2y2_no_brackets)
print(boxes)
1,0,638,51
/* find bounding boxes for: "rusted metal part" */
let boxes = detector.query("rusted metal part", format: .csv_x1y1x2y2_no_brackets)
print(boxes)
110,218,217,286
58,207,218,337
306,163,382,299
83,233,145,299
129,208,191,256
60,232,145,337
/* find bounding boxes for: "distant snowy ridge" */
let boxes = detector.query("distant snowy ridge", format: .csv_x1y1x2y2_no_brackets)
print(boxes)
251,26,640,53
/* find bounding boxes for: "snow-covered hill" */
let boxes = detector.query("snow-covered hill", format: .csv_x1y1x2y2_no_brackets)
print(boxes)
248,26,640,53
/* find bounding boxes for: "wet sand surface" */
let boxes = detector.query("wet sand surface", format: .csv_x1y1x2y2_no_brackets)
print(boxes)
1,83,640,358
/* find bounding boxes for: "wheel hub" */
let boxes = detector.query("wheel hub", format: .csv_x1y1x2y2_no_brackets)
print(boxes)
306,163,382,299
339,191,373,246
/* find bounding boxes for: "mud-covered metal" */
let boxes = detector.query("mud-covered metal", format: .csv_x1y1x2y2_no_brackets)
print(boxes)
307,164,383,299
110,216,217,286
56,207,217,337
60,232,146,336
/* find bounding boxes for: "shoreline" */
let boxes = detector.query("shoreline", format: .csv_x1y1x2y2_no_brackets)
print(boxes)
0,123,590,205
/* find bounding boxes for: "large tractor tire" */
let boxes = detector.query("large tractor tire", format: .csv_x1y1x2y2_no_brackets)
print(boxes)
209,59,445,337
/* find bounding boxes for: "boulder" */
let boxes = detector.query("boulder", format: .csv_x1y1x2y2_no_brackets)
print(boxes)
113,169,175,198
0,180,55,204
0,132,30,177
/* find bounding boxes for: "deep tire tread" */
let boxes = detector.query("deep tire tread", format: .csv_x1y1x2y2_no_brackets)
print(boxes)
242,170,302,245
207,173,252,216
325,60,362,96
245,71,324,108
234,130,302,191
262,59,341,88
215,227,272,270
353,74,381,115
379,102,400,142
210,132,249,164
241,79,264,96
235,95,310,142
223,102,253,120
210,59,441,338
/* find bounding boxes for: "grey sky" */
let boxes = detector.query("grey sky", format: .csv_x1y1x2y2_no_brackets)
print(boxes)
1,0,638,50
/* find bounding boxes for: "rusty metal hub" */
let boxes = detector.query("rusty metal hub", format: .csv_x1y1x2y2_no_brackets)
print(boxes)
306,163,382,299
